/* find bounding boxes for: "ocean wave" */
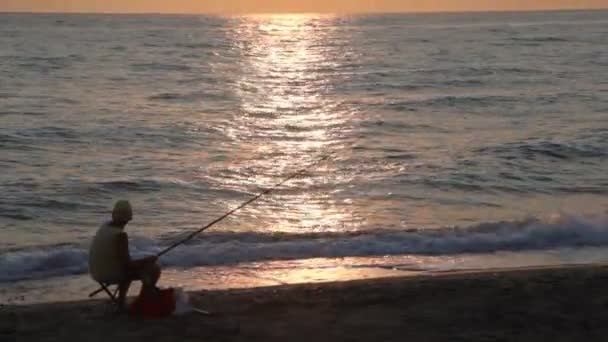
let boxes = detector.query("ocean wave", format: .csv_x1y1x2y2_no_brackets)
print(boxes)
0,111,46,117
148,93,183,100
0,133,41,151
477,140,607,161
0,92,20,99
383,95,518,110
443,79,484,87
510,36,570,43
131,63,191,72
0,133,22,146
174,42,218,49
0,207,33,221
410,66,547,77
2,213,608,282
147,91,227,102
20,126,80,140
92,179,194,194
0,248,89,282
14,54,85,71
89,178,246,198
359,120,438,132
22,199,85,211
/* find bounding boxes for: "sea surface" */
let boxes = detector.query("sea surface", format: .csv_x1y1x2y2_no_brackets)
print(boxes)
1,10,608,302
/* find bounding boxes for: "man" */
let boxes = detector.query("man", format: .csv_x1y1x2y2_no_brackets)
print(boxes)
89,200,161,309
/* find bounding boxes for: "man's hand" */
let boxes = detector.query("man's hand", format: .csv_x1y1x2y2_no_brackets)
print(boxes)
142,255,158,263
129,255,158,269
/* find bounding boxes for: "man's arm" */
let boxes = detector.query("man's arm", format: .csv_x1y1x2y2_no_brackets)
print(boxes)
117,232,157,266
116,232,131,269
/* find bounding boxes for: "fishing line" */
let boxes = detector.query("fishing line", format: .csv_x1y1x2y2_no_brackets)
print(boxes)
156,154,330,257
90,154,330,297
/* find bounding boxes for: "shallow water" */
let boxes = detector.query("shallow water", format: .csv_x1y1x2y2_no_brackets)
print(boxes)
5,247,608,305
1,10,608,286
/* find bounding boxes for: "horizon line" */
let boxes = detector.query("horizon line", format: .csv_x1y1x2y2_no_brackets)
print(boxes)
1,7,607,16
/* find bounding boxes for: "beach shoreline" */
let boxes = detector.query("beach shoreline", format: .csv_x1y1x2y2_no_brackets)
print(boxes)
4,264,608,341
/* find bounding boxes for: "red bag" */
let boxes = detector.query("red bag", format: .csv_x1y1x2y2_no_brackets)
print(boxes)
128,288,176,318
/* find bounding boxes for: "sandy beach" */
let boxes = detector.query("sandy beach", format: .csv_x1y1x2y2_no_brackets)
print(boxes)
3,264,608,341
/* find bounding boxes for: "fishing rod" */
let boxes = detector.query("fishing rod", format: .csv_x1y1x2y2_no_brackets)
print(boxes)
90,155,330,297
156,154,330,257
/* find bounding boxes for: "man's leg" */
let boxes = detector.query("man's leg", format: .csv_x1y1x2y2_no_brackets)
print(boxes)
129,258,161,294
139,262,161,293
117,279,132,309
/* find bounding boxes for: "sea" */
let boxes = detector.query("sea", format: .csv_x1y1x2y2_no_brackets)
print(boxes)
1,10,607,304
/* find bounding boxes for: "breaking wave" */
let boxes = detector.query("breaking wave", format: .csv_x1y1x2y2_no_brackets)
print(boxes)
2,213,607,282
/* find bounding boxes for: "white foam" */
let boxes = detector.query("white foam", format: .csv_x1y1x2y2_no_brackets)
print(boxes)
0,247,89,282
2,213,607,282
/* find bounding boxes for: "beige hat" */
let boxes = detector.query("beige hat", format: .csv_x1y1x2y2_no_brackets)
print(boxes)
112,200,133,222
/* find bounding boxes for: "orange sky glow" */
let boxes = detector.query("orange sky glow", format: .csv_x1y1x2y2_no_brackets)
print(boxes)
1,0,607,14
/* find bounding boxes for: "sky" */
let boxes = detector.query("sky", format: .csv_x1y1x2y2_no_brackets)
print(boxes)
1,0,607,14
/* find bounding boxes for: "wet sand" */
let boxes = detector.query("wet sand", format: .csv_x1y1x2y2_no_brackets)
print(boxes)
4,265,608,341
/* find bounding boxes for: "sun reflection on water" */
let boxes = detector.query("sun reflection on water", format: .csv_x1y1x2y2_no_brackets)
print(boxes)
207,15,362,233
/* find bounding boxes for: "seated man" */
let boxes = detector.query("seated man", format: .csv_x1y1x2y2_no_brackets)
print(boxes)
89,200,161,309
